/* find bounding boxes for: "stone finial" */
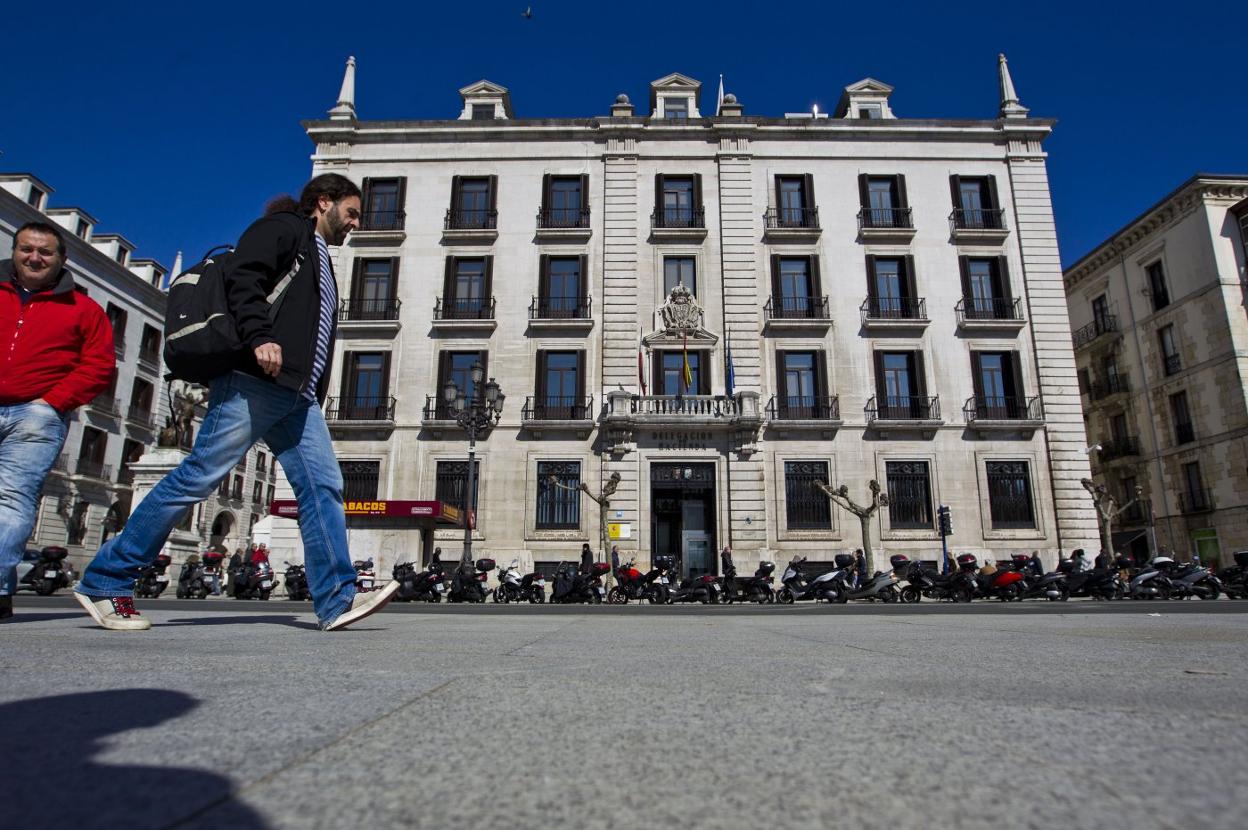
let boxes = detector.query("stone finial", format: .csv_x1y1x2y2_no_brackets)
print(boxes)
166,250,183,290
611,93,635,117
718,92,743,117
998,53,1029,119
329,56,357,121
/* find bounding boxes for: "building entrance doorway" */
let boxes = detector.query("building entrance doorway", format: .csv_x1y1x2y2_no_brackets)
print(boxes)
650,462,716,579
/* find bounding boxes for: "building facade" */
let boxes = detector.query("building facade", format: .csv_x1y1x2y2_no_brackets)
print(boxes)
272,56,1099,579
1064,174,1248,566
1,174,275,571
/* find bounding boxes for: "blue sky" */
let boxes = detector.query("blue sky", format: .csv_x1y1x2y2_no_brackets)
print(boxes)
4,0,1244,273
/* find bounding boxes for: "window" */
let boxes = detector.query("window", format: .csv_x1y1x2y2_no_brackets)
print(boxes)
449,176,496,229
232,475,244,500
339,352,392,419
534,351,587,419
115,247,129,266
128,378,154,418
1159,325,1181,375
441,256,492,318
663,256,696,297
267,485,275,506
654,175,702,228
1109,412,1129,444
106,303,127,355
341,460,381,501
1092,294,1110,329
663,97,689,119
139,325,161,364
959,257,1013,319
775,175,816,227
1182,461,1208,512
769,255,822,318
218,478,229,499
77,427,107,478
776,351,829,418
538,255,587,318
784,461,832,530
1077,369,1091,395
950,175,1002,229
470,103,494,120
361,178,405,230
858,175,909,228
857,104,882,119
970,352,1024,418
257,452,267,474
434,351,488,418
252,481,263,504
436,460,480,514
348,258,399,320
541,175,588,228
1170,391,1194,444
866,255,918,318
27,186,44,208
986,461,1036,529
75,218,90,239
873,351,929,418
886,461,933,530
119,438,144,484
1146,261,1170,311
536,461,581,529
655,351,708,395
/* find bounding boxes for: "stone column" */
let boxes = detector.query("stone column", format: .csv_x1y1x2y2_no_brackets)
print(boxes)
127,448,202,561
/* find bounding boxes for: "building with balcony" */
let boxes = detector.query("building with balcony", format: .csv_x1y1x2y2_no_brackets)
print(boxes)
269,56,1097,579
1,174,276,571
1064,173,1248,566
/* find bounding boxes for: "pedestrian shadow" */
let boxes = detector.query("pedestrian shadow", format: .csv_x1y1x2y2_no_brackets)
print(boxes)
1,612,83,624
163,614,320,630
0,689,267,828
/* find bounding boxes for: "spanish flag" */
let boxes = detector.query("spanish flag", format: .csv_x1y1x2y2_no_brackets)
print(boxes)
682,330,693,391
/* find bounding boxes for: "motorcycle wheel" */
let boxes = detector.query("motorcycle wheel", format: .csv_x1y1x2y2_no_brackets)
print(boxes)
260,591,271,601
532,588,545,604
648,584,669,605
881,586,898,603
952,586,973,604
492,588,505,603
607,587,627,604
778,588,795,605
1048,585,1070,602
900,586,921,604
1198,585,1220,600
1154,583,1172,600
176,587,187,599
588,589,602,604
998,584,1020,602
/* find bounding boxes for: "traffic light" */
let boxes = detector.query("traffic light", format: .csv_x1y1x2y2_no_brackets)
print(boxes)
937,505,952,537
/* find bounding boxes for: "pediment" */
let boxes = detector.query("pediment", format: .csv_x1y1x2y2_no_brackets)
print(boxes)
650,72,702,91
459,79,509,96
843,77,894,95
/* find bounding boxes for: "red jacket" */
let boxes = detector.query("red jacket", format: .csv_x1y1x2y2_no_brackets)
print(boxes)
0,261,116,413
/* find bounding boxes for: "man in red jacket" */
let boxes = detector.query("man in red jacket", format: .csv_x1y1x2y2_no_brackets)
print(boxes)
0,222,116,620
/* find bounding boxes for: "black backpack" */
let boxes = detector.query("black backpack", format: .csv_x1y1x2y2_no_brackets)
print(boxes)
162,241,306,384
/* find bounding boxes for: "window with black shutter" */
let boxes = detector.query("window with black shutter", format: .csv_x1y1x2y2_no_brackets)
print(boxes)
858,175,909,228
784,461,832,530
449,176,496,229
361,178,405,230
950,175,1002,229
338,352,392,420
539,255,586,318
435,351,488,419
1146,261,1170,311
655,175,702,228
986,461,1035,529
536,461,581,529
541,175,589,228
443,256,492,319
886,461,934,529
535,351,585,419
348,258,400,320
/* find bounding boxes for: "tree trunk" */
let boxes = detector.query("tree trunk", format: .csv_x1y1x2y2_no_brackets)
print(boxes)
1099,510,1114,559
860,514,875,575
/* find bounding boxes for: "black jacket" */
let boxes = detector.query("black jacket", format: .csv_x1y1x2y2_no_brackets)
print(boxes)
223,212,335,402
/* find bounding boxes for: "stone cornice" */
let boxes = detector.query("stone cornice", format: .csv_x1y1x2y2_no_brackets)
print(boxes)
1063,175,1248,291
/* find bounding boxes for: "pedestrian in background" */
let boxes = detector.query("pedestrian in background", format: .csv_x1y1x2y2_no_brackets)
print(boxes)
0,222,116,621
579,543,593,575
75,174,397,631
853,549,867,588
610,544,621,571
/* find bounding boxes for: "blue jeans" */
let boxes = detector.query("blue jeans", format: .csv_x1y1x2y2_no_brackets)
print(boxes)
0,402,69,595
78,372,357,623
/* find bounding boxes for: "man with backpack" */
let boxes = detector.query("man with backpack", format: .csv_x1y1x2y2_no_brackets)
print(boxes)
75,173,399,631
0,222,116,621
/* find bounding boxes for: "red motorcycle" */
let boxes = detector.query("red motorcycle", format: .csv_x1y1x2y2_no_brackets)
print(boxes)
608,556,673,604
959,554,1025,601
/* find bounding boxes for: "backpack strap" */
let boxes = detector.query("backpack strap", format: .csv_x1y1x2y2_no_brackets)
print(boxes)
265,215,315,320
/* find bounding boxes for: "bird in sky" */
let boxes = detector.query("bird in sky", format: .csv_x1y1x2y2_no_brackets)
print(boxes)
522,6,532,18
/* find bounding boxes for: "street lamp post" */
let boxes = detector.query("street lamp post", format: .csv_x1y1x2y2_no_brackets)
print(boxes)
442,362,505,576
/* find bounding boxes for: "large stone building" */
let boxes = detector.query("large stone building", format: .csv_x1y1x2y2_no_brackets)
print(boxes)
1064,174,1248,566
0,173,275,571
272,55,1099,579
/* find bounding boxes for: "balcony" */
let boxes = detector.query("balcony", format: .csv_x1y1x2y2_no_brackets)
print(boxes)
1072,315,1120,350
763,207,821,241
1179,488,1214,515
126,405,155,430
138,346,161,368
231,484,244,501
528,296,594,332
338,298,402,336
522,396,596,437
601,390,763,432
765,395,842,434
650,207,707,241
860,297,929,330
1088,375,1130,402
442,208,498,242
955,297,1025,331
1098,436,1140,462
962,395,1044,434
49,454,69,476
75,459,113,481
865,395,943,433
1175,421,1195,445
325,396,397,433
763,296,831,332
351,209,406,244
90,396,121,418
1162,353,1182,376
535,207,592,241
856,207,916,242
949,208,1009,242
1120,500,1148,525
432,297,497,332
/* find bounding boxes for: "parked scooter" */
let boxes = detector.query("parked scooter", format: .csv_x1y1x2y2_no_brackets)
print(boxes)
135,553,173,598
898,560,973,603
448,558,495,603
723,561,776,604
841,554,906,602
777,556,846,603
231,560,275,600
1126,557,1173,600
550,561,610,604
1215,551,1248,599
393,559,448,602
670,573,720,604
175,556,208,599
16,546,72,596
284,561,310,601
354,558,377,593
1156,558,1222,600
609,556,673,604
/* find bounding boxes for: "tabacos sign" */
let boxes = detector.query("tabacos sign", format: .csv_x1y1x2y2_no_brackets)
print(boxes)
270,499,457,521
345,500,388,515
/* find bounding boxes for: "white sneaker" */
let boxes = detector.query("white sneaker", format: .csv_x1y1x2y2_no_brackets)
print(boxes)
322,581,400,631
74,591,152,631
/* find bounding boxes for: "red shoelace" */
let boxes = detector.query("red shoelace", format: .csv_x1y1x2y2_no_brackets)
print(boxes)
111,597,140,617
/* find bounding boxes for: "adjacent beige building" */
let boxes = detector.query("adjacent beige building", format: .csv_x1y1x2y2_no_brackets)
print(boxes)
271,55,1100,579
1064,174,1248,566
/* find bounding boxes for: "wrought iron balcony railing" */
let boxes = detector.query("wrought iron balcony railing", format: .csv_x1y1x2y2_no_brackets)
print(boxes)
764,206,820,230
127,406,155,429
956,297,1023,323
444,208,497,231
360,209,405,232
764,295,830,321
326,396,397,422
766,395,840,421
75,459,113,480
91,396,121,416
339,298,401,322
529,296,592,320
866,395,940,422
434,296,495,321
950,207,1006,231
1098,436,1140,462
1073,315,1119,349
1179,488,1214,514
861,296,927,323
857,207,913,230
651,207,705,230
606,395,740,418
963,395,1042,422
522,396,595,421
537,207,590,229
1163,354,1182,376
1088,375,1130,401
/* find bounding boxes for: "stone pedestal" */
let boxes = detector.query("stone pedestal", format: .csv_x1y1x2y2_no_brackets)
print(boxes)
127,448,201,562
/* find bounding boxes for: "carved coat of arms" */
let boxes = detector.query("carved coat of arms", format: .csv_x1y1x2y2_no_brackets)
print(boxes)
658,284,703,333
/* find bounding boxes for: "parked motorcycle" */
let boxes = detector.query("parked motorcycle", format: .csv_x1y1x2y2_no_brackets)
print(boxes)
1156,558,1222,600
842,555,905,602
175,556,208,599
898,561,973,603
393,559,447,602
354,558,377,593
550,561,610,604
777,556,847,604
285,561,310,601
1126,557,1173,600
135,553,173,598
1215,551,1248,599
608,556,673,604
492,560,548,604
961,555,1026,601
231,560,275,600
202,550,225,596
670,573,720,604
16,546,72,596
722,561,775,604
448,558,495,603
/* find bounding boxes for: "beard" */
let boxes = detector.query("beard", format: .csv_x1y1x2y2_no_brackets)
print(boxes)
325,205,350,245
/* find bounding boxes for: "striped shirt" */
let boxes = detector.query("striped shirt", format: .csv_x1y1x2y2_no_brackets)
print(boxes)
307,233,337,400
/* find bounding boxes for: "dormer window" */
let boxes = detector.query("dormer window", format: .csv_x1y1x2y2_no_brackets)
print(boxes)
75,218,90,239
471,103,495,120
649,73,702,118
27,186,45,209
116,248,129,266
663,97,689,119
857,104,883,119
835,78,896,119
458,80,513,121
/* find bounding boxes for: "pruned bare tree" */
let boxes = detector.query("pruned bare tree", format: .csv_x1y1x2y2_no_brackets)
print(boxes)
814,480,889,574
1081,478,1143,560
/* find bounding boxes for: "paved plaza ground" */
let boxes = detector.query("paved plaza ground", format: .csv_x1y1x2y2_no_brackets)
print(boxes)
3,598,1247,829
